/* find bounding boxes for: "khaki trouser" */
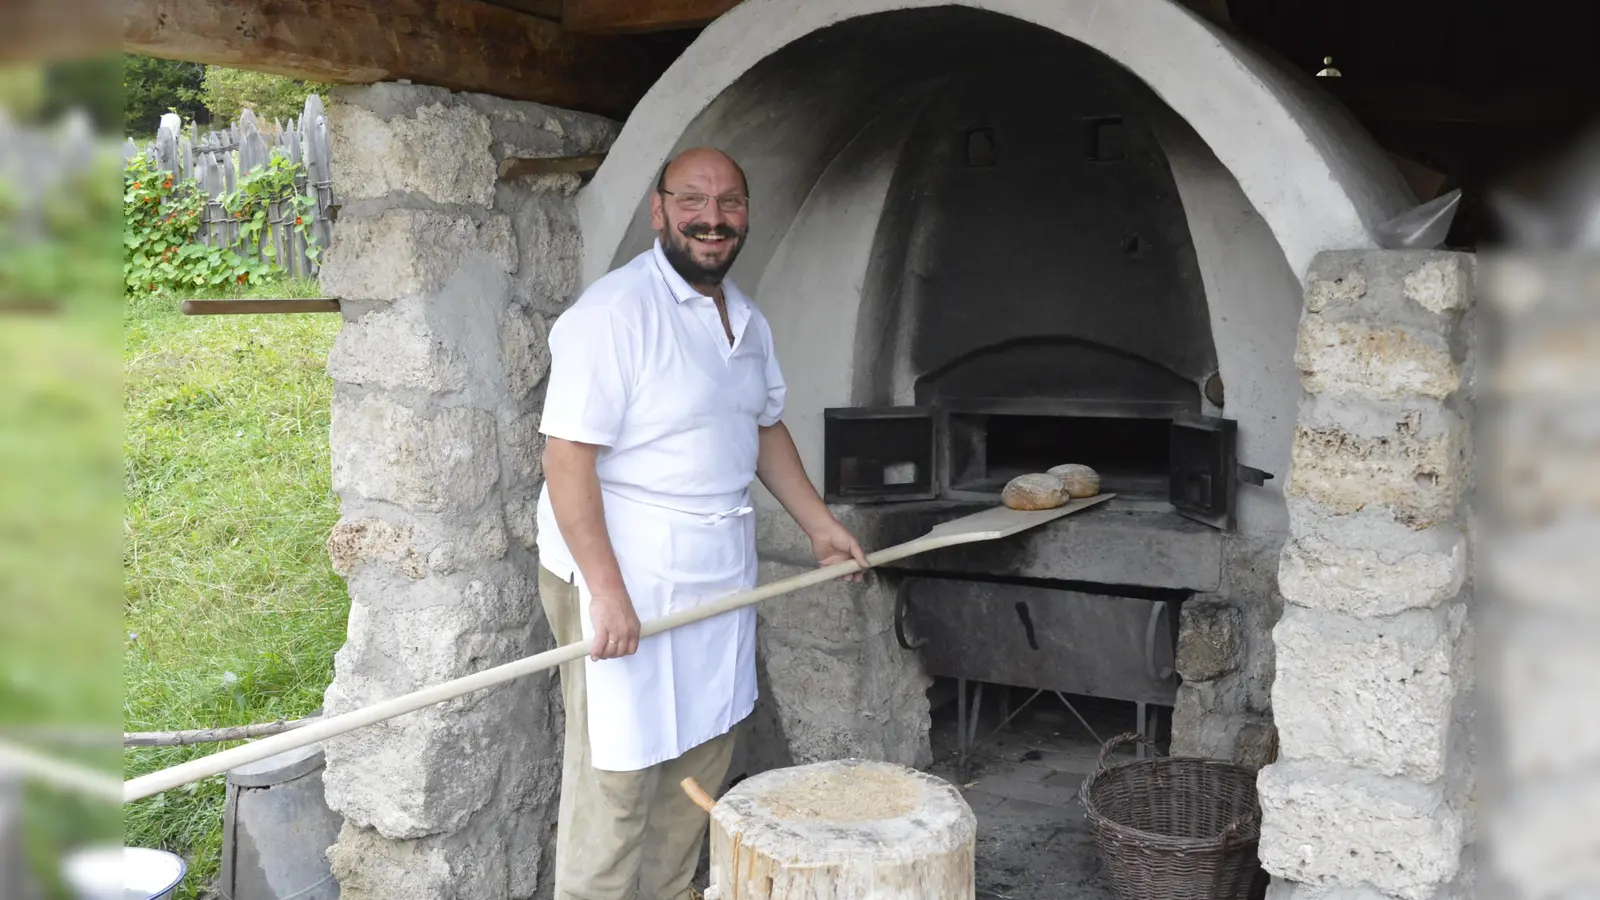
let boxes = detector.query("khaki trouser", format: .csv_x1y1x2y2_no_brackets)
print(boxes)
539,565,738,900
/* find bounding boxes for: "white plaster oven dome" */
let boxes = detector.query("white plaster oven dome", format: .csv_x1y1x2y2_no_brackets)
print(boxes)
576,2,1415,535
579,0,1415,289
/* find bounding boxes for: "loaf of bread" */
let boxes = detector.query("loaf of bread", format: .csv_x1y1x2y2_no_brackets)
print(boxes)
1001,473,1070,510
1048,463,1101,498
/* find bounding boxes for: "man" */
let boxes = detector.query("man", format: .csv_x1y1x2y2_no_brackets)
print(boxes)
535,147,869,899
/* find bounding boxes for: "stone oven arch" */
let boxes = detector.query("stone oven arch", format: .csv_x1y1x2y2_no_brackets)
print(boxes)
576,0,1415,535
579,0,1413,289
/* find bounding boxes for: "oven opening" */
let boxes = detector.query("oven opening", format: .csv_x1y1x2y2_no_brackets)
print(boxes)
947,413,1172,498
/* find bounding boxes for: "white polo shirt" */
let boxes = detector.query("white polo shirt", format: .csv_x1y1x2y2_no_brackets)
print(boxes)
533,239,785,770
534,239,787,583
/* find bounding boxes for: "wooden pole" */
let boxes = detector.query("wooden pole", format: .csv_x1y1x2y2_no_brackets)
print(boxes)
0,741,121,805
497,153,608,180
181,299,341,315
124,717,317,748
123,497,1111,803
125,554,880,802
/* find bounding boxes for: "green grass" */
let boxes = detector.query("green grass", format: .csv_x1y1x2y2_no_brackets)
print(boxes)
122,275,349,900
0,307,124,898
1,140,126,898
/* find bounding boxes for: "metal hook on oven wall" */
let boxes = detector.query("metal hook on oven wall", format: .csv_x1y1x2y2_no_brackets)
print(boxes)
894,581,927,650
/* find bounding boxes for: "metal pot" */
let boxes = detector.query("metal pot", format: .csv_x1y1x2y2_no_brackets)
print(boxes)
62,845,187,900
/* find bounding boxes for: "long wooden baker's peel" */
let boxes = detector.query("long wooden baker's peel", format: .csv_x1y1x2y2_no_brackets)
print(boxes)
920,493,1114,542
123,494,1114,803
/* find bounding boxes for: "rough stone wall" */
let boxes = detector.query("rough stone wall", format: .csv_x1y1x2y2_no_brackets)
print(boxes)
315,82,617,900
1260,251,1477,900
739,511,934,779
1172,533,1285,770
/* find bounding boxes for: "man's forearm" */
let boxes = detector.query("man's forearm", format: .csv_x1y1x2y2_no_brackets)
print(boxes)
541,439,627,594
756,422,833,535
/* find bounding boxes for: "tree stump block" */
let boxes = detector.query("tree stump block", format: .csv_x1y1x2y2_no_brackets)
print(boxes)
705,759,976,899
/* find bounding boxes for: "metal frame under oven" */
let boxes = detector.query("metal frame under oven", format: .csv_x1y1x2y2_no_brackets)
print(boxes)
895,575,1183,778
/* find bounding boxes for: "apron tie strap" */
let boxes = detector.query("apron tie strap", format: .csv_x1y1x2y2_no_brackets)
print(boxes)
698,505,753,525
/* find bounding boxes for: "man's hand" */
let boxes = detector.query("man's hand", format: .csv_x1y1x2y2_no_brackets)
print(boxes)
807,517,870,582
543,436,640,660
589,588,641,660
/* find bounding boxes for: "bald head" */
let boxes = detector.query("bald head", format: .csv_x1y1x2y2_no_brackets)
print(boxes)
656,146,748,197
651,146,751,291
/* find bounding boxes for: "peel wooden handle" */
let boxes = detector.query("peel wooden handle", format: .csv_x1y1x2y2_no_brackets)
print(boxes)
121,508,1075,804
680,777,717,814
125,552,891,803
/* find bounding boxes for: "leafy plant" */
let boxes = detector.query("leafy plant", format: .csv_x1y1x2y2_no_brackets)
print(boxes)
123,155,271,296
221,152,321,267
0,65,46,120
0,147,121,311
119,145,337,297
123,55,207,136
201,67,328,123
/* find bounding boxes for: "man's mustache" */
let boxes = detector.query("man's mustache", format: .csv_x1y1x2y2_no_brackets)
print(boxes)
679,223,741,240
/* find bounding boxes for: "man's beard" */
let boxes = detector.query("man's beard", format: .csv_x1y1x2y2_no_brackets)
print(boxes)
661,221,745,285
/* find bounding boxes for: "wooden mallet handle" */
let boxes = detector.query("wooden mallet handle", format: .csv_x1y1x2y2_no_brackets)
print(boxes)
680,777,717,813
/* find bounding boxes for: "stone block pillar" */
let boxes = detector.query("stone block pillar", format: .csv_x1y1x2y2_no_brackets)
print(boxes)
1476,252,1600,900
1260,251,1477,900
315,82,616,899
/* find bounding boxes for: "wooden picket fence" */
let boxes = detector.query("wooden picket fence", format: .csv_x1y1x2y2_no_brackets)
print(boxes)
124,96,337,278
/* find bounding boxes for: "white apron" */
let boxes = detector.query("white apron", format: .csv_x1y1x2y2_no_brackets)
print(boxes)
573,489,759,772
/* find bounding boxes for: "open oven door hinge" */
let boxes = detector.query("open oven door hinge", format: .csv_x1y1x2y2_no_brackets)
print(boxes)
1168,412,1274,530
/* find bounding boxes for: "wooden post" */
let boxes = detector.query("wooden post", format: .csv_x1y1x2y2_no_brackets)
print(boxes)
181,299,341,316
124,716,319,748
0,771,25,900
497,152,608,180
696,760,977,899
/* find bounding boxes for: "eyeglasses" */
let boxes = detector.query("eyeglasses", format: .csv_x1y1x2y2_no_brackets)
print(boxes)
659,189,749,213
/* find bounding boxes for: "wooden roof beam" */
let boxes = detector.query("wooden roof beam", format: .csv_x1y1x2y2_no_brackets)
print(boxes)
123,0,692,118
562,0,742,34
476,0,564,21
3,0,122,63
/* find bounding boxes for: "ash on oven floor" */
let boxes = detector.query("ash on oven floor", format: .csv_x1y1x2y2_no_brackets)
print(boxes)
926,685,1154,900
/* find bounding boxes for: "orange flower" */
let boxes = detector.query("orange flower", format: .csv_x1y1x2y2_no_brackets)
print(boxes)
295,216,303,225
237,273,248,284
132,181,143,190
163,179,173,189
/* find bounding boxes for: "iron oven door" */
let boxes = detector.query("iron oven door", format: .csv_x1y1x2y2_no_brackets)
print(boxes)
901,577,1181,707
822,406,937,503
1169,411,1238,530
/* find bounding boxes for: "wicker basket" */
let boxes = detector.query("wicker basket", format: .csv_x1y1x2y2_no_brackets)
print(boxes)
1079,733,1267,900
